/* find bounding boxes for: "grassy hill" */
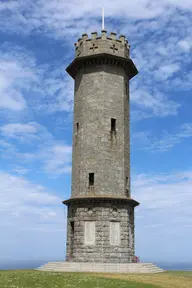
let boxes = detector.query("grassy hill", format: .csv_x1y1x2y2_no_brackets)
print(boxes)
0,270,191,288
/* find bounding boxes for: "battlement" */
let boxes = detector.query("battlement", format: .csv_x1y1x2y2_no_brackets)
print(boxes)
74,30,130,58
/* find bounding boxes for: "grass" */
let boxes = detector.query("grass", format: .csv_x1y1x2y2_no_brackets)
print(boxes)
0,270,191,288
100,271,192,288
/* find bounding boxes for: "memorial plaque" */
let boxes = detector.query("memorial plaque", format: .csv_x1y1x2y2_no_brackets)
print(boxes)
84,221,95,245
110,221,120,245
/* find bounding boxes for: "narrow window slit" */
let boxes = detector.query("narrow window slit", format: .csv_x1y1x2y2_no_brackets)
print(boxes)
111,118,116,132
89,173,94,186
76,122,79,132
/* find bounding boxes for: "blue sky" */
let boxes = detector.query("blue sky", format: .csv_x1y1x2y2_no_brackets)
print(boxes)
0,0,191,263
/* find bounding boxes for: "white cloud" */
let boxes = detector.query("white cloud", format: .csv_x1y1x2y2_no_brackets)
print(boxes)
131,86,180,118
0,1,191,39
155,63,180,81
166,0,192,9
0,44,74,116
0,171,65,228
11,167,29,175
0,121,72,175
0,122,54,145
132,123,192,152
178,39,192,52
133,170,192,260
0,2,191,120
1,123,37,138
0,171,67,260
0,50,38,111
36,74,74,114
41,144,72,175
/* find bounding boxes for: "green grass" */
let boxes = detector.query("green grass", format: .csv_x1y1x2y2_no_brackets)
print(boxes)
0,270,192,288
100,270,192,288
0,270,161,288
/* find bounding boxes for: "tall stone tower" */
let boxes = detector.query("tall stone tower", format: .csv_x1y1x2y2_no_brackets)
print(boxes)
63,30,139,263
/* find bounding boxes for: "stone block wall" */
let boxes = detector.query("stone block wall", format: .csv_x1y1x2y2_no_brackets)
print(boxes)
66,199,135,263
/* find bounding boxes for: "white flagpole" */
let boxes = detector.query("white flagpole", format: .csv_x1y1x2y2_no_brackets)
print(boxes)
102,6,105,30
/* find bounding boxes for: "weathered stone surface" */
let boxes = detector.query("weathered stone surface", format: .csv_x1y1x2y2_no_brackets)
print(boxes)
65,199,135,263
72,64,130,198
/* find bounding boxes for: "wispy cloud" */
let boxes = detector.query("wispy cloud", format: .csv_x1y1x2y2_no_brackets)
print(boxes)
0,122,72,176
1,123,37,138
0,1,191,38
178,38,192,52
41,144,72,175
132,123,192,152
131,86,180,119
0,44,73,117
0,48,37,111
0,171,65,229
133,170,192,260
155,63,180,81
0,2,191,120
11,167,30,175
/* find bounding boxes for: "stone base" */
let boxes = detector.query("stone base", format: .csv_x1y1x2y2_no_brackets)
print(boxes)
36,261,164,273
64,197,139,263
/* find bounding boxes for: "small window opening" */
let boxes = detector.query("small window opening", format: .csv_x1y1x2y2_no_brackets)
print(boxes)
111,118,116,132
70,221,74,232
89,173,94,186
76,122,79,132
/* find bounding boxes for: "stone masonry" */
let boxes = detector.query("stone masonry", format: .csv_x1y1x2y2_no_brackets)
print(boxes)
63,30,139,263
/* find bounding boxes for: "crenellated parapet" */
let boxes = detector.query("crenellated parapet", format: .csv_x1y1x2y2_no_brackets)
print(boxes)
74,30,130,59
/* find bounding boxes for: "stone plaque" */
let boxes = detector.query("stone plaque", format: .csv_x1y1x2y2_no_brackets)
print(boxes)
110,221,120,245
84,221,95,245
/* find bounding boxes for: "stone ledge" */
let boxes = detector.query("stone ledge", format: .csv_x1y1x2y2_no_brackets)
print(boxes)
62,196,139,207
66,53,138,80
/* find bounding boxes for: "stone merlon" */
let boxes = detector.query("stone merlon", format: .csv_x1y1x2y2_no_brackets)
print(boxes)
74,30,130,59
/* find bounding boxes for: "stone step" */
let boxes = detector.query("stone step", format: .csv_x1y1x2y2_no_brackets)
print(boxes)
36,262,164,274
40,262,157,267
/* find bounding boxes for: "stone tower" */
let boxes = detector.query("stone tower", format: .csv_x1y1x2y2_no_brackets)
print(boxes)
63,30,139,263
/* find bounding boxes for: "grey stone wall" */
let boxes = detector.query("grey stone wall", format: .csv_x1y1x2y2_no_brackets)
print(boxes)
71,63,131,198
66,199,135,263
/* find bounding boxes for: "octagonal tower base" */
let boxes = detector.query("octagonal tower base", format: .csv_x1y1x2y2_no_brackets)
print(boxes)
63,197,139,263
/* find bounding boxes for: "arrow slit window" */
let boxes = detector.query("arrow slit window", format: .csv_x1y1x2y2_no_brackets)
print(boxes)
111,118,116,132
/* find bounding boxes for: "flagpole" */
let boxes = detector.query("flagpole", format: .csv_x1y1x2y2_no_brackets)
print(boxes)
102,6,105,30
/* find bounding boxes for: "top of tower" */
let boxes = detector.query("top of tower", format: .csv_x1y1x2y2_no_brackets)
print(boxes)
74,30,130,59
